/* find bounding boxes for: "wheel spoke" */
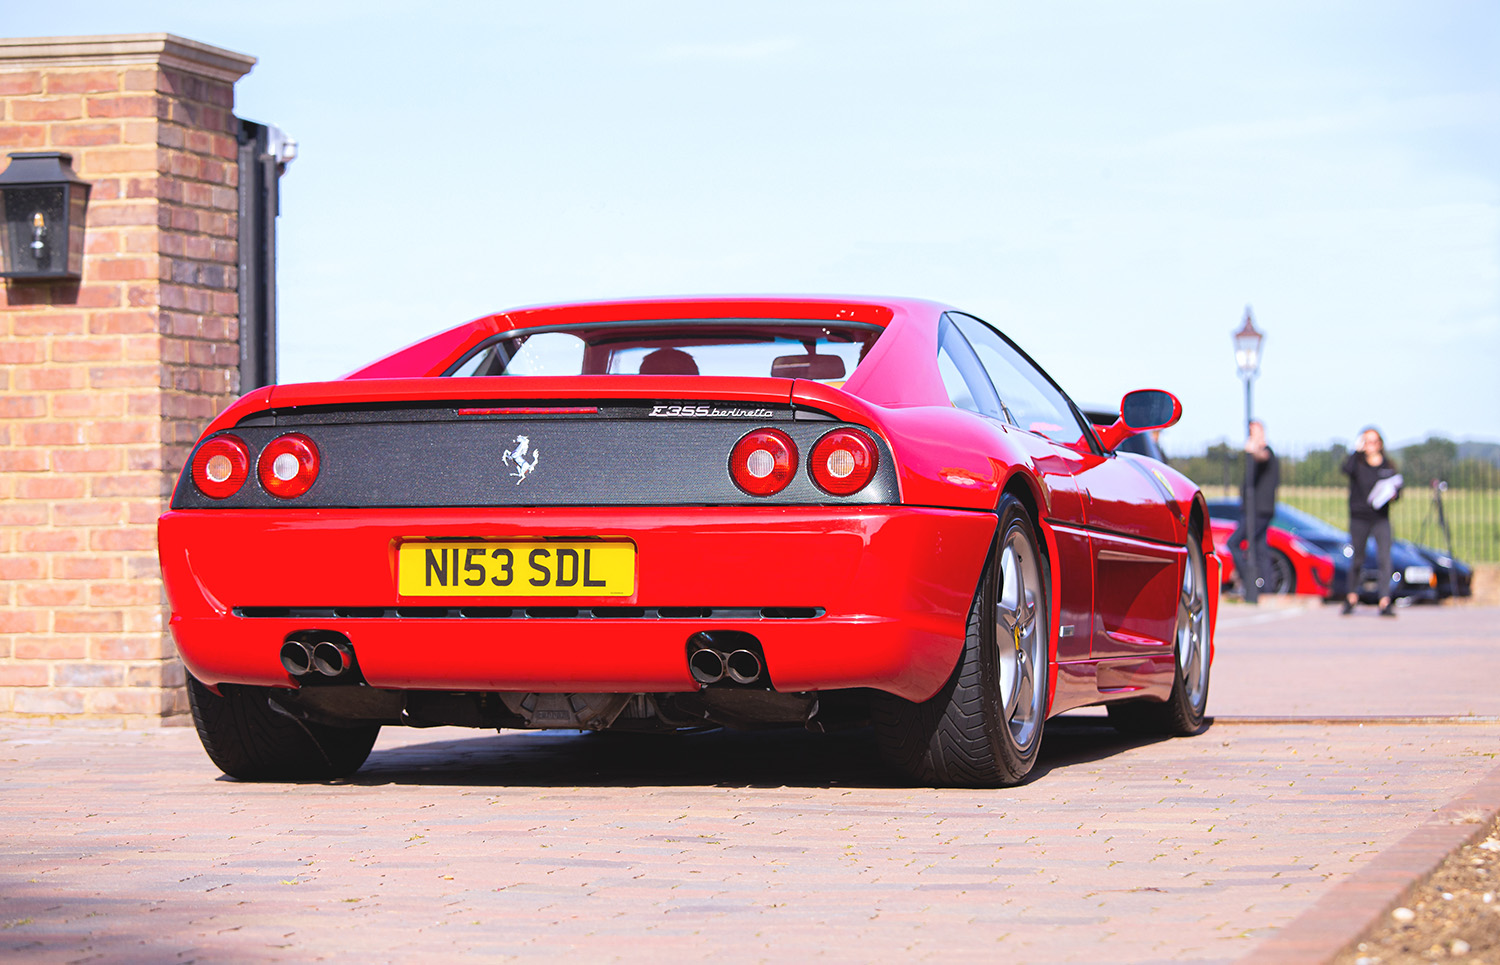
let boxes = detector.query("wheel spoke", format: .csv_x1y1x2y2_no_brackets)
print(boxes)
992,524,1048,753
998,547,1021,625
998,548,1034,637
1180,551,1199,607
998,548,1029,715
997,645,1018,710
1018,588,1037,633
1011,658,1034,720
1175,541,1210,711
1177,594,1194,671
1179,624,1199,680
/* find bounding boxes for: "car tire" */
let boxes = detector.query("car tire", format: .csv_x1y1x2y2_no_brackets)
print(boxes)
1107,533,1211,736
1268,549,1296,594
186,674,380,781
873,493,1050,787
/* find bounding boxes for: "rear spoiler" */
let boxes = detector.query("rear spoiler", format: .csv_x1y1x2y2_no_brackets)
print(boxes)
200,376,889,438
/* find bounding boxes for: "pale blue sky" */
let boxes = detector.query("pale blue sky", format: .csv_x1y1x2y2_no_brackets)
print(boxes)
9,2,1498,451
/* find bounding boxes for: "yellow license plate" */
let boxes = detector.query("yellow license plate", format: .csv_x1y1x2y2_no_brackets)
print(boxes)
397,541,635,597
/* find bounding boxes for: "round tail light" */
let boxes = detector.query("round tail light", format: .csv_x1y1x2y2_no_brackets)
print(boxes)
810,428,878,496
729,428,797,496
190,435,250,499
257,433,321,498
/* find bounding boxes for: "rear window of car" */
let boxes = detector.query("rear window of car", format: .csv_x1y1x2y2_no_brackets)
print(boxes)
446,321,883,381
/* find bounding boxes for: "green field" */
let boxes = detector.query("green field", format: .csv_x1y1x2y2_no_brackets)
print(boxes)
1199,484,1500,563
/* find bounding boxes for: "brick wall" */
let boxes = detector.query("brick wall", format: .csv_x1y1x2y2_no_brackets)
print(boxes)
0,35,255,720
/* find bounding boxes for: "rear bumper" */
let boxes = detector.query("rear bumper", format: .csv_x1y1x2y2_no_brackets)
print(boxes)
158,506,997,702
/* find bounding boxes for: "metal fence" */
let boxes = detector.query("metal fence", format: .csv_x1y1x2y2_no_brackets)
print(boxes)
1171,443,1500,563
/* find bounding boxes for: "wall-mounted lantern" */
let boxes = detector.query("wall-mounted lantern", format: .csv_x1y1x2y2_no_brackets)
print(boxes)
0,152,91,280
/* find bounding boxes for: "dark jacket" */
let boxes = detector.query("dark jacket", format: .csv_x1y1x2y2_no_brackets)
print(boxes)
1342,452,1401,521
1241,447,1279,520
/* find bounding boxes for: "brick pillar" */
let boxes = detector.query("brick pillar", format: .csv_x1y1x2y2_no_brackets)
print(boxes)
0,35,256,721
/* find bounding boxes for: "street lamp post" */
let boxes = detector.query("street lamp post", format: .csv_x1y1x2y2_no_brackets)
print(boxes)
1232,307,1265,603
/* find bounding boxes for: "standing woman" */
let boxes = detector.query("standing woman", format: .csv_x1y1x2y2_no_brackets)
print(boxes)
1341,427,1403,616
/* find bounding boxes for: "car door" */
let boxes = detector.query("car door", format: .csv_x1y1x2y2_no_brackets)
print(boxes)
937,314,1093,665
944,313,1179,662
1072,454,1181,658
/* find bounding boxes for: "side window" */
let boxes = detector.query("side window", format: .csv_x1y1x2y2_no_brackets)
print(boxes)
504,332,586,376
450,342,505,376
947,312,1086,447
450,333,586,377
936,345,976,410
937,317,1002,418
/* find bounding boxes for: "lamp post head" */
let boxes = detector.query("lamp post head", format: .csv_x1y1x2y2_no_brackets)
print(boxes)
1232,306,1264,380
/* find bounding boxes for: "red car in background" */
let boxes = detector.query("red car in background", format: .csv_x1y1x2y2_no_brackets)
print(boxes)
1208,503,1335,596
159,296,1219,787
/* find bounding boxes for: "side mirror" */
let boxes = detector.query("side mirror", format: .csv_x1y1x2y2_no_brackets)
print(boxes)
1120,389,1181,430
1095,389,1182,452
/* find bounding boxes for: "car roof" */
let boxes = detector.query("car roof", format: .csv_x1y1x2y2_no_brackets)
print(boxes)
486,295,956,331
343,295,956,384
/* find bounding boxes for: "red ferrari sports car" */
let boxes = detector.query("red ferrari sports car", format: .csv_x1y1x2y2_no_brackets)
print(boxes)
159,296,1219,787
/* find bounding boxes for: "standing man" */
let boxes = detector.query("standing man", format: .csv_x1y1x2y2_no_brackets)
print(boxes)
1229,419,1280,601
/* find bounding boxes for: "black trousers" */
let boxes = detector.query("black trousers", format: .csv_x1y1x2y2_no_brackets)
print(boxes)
1229,516,1271,592
1348,515,1393,601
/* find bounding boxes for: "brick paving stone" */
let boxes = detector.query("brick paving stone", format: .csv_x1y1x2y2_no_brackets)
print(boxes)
1209,600,1500,717
2,605,1498,962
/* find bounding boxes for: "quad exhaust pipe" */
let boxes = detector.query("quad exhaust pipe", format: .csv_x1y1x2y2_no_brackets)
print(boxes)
281,633,356,679
687,632,765,686
689,647,726,684
280,639,315,676
312,639,353,676
725,649,762,685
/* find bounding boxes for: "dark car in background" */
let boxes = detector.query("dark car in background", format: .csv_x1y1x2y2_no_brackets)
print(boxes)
1206,500,1471,603
1403,542,1473,600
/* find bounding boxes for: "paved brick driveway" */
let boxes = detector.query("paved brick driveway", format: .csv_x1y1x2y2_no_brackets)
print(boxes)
3,604,1498,963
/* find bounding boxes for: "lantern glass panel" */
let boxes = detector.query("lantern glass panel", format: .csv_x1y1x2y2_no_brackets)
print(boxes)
1,184,70,278
1232,328,1262,377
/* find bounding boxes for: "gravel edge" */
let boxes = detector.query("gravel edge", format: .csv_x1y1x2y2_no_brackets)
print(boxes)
1238,759,1500,965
